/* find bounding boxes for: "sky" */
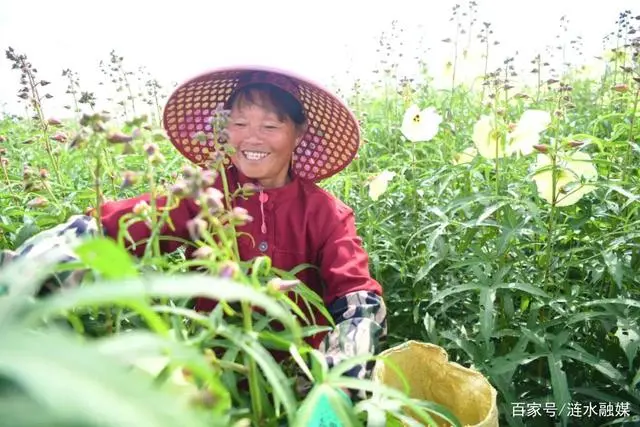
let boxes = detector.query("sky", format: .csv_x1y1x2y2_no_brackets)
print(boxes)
0,0,637,119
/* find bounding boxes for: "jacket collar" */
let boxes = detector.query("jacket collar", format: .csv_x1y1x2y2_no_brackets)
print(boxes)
227,164,301,206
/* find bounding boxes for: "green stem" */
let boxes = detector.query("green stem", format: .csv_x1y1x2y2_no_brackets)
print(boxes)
544,102,562,292
242,301,263,424
218,162,240,261
94,148,103,236
623,87,639,182
147,163,161,258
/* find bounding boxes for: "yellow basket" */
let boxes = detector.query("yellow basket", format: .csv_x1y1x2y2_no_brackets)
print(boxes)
372,341,499,427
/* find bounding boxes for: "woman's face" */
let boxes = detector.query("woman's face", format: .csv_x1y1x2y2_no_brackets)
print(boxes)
226,92,303,189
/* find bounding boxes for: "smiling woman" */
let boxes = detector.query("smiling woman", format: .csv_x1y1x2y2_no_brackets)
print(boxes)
225,82,308,189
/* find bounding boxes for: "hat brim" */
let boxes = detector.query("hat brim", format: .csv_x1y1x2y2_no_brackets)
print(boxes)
162,65,360,182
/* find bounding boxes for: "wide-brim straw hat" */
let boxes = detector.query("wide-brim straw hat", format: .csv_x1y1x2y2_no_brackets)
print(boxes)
162,65,360,182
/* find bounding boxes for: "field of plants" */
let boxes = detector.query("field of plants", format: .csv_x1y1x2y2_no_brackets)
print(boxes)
0,4,639,427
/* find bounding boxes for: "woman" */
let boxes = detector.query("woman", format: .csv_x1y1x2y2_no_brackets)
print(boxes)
2,66,387,405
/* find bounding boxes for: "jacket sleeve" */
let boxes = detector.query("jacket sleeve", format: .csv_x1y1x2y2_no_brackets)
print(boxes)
101,193,200,258
316,202,388,397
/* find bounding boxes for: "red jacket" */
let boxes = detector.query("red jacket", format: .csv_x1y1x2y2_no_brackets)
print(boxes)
100,164,383,349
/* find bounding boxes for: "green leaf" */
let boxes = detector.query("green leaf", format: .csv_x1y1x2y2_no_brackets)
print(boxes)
22,274,301,337
495,282,549,298
74,237,139,280
0,326,217,427
479,287,496,343
217,325,298,426
547,353,571,427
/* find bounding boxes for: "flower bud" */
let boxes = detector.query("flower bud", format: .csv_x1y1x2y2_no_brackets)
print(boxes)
132,200,150,216
230,207,253,225
106,131,133,143
533,144,549,153
267,278,299,293
149,152,165,165
144,142,158,156
200,170,218,187
121,171,138,188
567,141,584,148
241,182,259,196
182,165,197,180
170,180,190,198
0,135,6,143
0,157,8,167
27,197,48,208
218,260,240,279
192,246,214,260
47,117,62,126
39,168,48,179
51,132,67,142
187,217,208,241
613,83,628,93
203,187,224,213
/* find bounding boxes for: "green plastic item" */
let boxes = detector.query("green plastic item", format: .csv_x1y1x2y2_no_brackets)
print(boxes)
307,389,352,427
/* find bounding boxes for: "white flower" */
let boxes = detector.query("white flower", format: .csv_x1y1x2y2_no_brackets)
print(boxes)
452,146,477,165
401,105,442,142
531,151,598,207
472,115,505,159
506,110,552,156
368,170,396,201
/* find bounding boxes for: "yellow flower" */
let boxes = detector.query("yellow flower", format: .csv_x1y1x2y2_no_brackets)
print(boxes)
368,170,396,201
452,146,477,165
506,110,552,156
472,115,505,159
532,151,598,207
401,105,442,142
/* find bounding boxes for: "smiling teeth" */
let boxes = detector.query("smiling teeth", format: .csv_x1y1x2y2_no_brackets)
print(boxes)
244,151,268,160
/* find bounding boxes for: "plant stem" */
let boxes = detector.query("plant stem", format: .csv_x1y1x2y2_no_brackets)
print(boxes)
623,87,639,181
94,147,103,236
218,162,240,261
242,301,263,424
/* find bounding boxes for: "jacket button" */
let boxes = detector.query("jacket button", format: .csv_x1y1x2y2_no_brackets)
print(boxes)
258,241,268,252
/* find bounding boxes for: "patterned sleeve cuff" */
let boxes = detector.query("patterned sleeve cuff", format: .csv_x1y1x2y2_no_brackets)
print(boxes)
318,290,388,382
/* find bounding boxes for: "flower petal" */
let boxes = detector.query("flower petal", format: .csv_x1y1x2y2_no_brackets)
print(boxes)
368,170,396,201
472,115,504,159
401,105,442,142
452,146,477,165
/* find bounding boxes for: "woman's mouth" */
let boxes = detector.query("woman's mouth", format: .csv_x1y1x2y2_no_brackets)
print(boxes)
242,150,270,161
